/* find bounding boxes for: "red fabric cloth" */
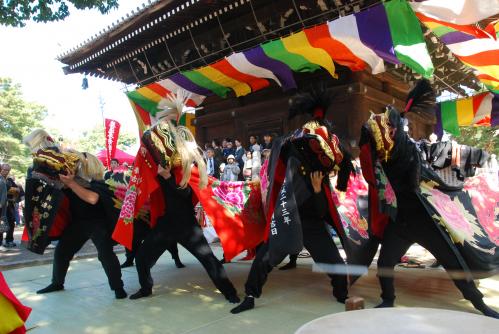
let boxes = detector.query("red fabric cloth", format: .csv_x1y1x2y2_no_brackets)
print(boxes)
104,119,121,169
0,273,31,334
188,170,266,261
324,183,345,235
359,143,389,239
112,145,159,250
47,197,70,238
112,147,266,259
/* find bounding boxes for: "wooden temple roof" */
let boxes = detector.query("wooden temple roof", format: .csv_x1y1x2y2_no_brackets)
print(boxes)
57,0,494,97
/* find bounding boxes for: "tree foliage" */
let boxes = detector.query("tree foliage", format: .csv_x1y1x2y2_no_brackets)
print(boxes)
0,78,47,178
0,0,118,27
47,123,138,156
454,126,499,156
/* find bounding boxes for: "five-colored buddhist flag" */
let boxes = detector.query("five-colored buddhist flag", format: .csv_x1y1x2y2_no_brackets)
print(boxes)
436,92,499,136
384,0,434,78
417,12,499,93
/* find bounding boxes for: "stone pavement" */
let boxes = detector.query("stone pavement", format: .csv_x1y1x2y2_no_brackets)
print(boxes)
2,244,498,334
0,227,124,270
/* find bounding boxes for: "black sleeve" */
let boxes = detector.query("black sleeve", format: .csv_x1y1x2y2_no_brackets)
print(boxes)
312,191,328,219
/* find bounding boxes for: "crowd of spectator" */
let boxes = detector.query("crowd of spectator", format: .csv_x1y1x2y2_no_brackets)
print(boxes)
204,133,274,182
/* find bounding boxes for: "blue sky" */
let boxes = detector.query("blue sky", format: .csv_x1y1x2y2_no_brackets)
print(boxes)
0,0,140,143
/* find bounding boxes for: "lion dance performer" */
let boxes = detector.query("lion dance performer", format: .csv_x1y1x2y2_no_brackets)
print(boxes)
22,129,127,299
231,88,369,314
113,91,242,302
359,80,499,318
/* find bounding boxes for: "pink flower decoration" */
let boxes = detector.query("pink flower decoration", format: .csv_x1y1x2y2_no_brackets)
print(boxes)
464,174,499,245
213,182,245,211
428,188,473,236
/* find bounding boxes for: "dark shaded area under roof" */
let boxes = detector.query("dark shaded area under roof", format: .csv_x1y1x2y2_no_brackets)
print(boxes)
58,0,494,97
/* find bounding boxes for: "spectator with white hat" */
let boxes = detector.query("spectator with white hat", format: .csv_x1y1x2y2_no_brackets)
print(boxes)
221,155,240,181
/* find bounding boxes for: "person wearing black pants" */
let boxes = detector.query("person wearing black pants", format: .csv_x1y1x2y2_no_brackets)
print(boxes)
37,167,126,299
231,171,348,314
279,253,299,270
375,221,412,306
129,165,240,304
375,192,499,318
120,221,185,269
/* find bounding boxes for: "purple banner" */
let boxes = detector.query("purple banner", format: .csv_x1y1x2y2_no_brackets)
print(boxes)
355,4,399,64
170,72,212,96
243,46,297,91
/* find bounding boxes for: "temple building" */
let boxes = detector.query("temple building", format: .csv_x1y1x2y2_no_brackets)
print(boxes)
57,0,486,153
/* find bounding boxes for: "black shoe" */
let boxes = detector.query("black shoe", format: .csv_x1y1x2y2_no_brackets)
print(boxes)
473,301,499,319
120,260,134,268
333,289,348,304
375,300,395,308
481,307,499,319
336,296,347,304
175,260,186,268
115,288,127,299
230,296,254,314
226,294,241,304
129,289,152,300
37,283,64,294
279,262,297,270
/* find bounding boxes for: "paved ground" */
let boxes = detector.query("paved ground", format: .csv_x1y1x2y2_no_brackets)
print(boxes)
2,243,498,334
0,227,124,270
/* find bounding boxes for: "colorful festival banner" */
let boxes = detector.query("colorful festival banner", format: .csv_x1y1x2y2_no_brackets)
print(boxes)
126,0,435,133
126,78,205,135
416,12,499,94
409,0,499,25
435,92,499,136
104,118,121,169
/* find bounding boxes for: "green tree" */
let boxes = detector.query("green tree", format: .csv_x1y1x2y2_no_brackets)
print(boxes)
0,78,47,177
62,123,137,155
454,126,498,156
1,0,118,27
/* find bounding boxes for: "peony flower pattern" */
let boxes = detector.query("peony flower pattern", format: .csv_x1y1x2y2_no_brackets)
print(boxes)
212,181,251,217
420,181,482,247
332,173,370,240
374,161,397,219
464,174,499,246
119,186,138,224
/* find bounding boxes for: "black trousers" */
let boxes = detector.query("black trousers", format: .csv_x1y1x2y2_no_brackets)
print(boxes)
377,200,484,305
245,220,348,300
125,239,180,265
52,221,123,290
135,218,237,298
0,203,16,243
